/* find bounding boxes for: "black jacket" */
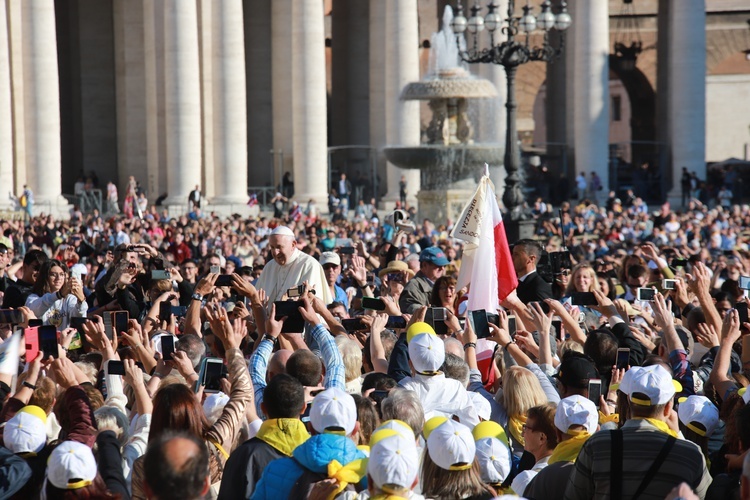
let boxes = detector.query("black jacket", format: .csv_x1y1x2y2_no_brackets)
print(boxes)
1,280,34,309
515,271,553,304
217,437,285,500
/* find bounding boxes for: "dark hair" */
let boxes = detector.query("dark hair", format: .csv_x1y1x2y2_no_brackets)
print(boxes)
150,384,210,443
735,402,750,451
23,248,49,268
32,259,67,296
583,330,618,385
352,394,379,446
430,276,457,307
513,239,543,260
263,374,305,419
327,301,347,311
144,431,209,500
361,372,397,394
527,402,558,449
286,350,322,387
626,264,648,280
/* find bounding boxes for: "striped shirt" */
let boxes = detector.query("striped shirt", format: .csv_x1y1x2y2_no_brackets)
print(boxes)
564,419,712,499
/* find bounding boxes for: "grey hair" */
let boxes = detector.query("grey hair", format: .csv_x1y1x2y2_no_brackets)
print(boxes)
441,353,470,388
381,388,425,438
74,361,98,385
443,337,465,360
334,335,363,383
176,333,207,370
94,406,131,446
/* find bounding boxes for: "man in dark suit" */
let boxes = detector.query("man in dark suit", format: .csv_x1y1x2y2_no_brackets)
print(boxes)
512,239,552,304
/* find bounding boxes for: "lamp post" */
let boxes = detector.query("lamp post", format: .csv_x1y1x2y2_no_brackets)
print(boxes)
452,1,570,224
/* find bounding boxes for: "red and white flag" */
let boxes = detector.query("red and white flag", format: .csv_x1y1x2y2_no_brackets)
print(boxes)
450,166,518,313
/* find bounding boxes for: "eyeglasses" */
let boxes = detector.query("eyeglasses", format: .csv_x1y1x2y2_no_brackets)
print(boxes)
323,264,339,270
48,272,66,279
522,424,538,433
183,266,198,271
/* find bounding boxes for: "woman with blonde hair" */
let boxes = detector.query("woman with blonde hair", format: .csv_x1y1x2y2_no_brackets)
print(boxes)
499,367,551,456
564,263,600,296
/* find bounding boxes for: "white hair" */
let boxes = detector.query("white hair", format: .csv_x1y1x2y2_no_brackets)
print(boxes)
334,335,363,383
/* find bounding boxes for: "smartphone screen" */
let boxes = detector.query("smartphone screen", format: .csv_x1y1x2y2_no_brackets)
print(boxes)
736,303,749,325
200,358,225,393
471,310,491,339
341,318,366,332
151,270,171,280
508,315,517,338
486,313,500,327
39,325,59,359
210,265,221,275
616,348,630,370
385,316,407,329
273,300,305,334
571,292,598,306
287,285,303,298
339,246,355,255
28,319,43,328
662,279,676,290
171,306,187,318
113,311,129,335
588,379,602,408
671,258,688,268
425,307,448,335
24,327,40,362
0,310,24,324
362,297,386,311
552,318,563,339
159,301,172,321
103,312,114,340
739,276,750,290
108,360,126,376
636,288,656,301
162,335,175,361
215,275,233,287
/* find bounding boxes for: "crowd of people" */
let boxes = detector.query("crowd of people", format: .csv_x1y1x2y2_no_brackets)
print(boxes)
0,188,749,500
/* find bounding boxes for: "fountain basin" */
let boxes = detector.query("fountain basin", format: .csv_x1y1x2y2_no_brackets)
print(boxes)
383,144,505,181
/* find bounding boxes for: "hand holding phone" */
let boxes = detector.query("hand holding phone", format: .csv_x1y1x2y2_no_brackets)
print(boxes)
471,310,491,339
588,379,602,408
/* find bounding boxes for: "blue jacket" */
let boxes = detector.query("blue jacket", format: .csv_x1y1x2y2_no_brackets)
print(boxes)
251,433,366,500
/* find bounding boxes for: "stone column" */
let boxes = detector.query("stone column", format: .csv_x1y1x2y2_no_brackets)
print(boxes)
211,0,248,206
369,0,387,200
291,0,329,207
162,0,202,210
573,0,609,196
0,0,13,208
143,0,167,200
21,0,66,213
667,0,705,203
384,0,421,206
272,0,294,192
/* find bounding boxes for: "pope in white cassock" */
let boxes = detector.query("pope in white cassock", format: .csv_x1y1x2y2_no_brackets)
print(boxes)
255,225,332,306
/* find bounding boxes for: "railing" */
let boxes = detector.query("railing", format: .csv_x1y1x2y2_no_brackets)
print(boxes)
246,186,278,212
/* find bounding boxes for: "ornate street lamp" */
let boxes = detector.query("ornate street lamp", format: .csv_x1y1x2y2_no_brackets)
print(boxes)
452,1,571,223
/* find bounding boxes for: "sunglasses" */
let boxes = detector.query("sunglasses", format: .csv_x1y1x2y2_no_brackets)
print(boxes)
386,273,404,283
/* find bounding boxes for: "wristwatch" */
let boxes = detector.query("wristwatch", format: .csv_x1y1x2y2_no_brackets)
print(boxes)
263,334,279,345
191,292,203,302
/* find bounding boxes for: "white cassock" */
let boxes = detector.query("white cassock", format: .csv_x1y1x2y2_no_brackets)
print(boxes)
255,248,332,306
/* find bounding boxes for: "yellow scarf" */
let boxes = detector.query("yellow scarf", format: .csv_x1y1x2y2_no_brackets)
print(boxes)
548,429,590,464
508,414,526,447
256,418,310,456
635,417,679,438
371,494,409,500
326,458,368,500
598,411,619,425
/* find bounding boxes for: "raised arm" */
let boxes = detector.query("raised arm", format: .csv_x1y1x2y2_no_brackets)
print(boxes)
709,308,742,401
369,313,389,373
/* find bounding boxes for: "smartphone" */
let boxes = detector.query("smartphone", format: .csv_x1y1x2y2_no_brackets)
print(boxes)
508,315,517,338
103,312,113,340
159,301,172,322
486,313,500,327
69,317,88,351
736,303,749,324
671,258,688,268
28,319,43,328
151,270,171,280
739,276,750,290
424,307,448,335
24,327,40,362
588,379,602,408
336,238,353,248
362,297,386,311
341,318,366,332
0,310,24,324
287,284,305,298
198,357,226,394
571,292,598,306
210,265,221,274
369,390,389,407
636,288,656,301
616,348,630,370
662,279,676,290
339,246,356,255
39,325,59,359
113,311,129,335
108,360,126,376
161,335,175,361
171,306,187,318
386,316,407,329
471,310,491,339
273,300,305,334
724,250,735,257
215,275,233,287
552,318,563,339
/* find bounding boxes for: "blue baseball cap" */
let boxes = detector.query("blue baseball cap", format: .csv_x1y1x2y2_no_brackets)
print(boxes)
420,247,450,266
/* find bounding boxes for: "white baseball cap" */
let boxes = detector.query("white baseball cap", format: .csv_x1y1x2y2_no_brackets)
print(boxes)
368,431,419,494
3,408,47,453
319,252,341,267
70,263,88,276
739,386,750,405
554,395,598,434
408,332,445,374
474,436,512,485
426,419,475,471
309,387,357,435
678,395,719,437
619,365,681,406
375,419,416,441
46,440,98,490
203,392,230,425
468,392,492,422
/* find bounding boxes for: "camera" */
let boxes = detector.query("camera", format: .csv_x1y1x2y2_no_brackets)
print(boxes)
384,209,415,237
